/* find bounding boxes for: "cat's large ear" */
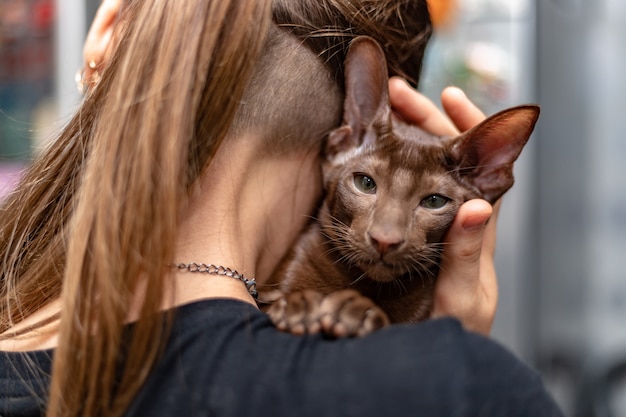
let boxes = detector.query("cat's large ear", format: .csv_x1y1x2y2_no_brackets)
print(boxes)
326,36,391,157
451,105,540,203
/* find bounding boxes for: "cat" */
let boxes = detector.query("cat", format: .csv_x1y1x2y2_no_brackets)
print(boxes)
260,36,540,338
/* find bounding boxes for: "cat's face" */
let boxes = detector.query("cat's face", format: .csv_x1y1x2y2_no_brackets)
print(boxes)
316,35,539,285
320,123,479,283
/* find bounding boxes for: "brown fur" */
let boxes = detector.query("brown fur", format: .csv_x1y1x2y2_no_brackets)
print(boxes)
263,37,540,335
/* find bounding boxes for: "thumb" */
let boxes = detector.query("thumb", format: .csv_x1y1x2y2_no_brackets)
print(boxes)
440,199,492,285
432,199,493,322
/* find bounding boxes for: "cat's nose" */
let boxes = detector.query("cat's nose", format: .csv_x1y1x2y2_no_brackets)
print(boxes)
368,233,404,256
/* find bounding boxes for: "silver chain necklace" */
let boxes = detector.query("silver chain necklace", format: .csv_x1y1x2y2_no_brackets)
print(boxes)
174,263,258,300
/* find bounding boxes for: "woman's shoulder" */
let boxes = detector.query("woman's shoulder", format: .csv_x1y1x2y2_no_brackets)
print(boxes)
0,299,562,417
127,299,563,417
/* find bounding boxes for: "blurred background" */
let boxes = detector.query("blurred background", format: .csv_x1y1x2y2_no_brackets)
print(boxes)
1,0,625,415
422,1,626,415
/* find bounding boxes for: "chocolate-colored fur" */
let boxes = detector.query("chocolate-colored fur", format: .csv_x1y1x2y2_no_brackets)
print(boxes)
262,37,539,337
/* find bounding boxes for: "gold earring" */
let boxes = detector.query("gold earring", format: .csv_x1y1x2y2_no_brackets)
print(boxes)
75,59,102,94
89,60,102,88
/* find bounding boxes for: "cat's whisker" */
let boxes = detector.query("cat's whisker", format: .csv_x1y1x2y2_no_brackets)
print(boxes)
401,258,431,287
329,243,371,271
339,253,359,268
404,257,437,282
405,267,415,283
391,277,409,295
349,272,368,287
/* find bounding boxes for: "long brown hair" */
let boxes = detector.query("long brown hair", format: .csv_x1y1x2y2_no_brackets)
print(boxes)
0,1,431,416
1,1,272,415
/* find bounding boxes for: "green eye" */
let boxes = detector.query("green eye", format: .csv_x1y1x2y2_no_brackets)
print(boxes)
353,174,377,194
421,194,449,209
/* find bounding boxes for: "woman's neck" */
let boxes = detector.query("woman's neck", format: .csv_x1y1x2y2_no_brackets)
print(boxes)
0,133,322,351
169,133,322,309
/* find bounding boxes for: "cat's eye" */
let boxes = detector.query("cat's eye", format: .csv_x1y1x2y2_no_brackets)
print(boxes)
353,174,377,194
421,194,449,209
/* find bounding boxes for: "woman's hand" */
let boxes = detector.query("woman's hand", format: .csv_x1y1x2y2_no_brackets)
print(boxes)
389,77,496,335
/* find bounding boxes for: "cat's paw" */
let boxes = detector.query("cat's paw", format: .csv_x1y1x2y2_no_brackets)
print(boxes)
266,289,390,338
318,289,390,337
266,290,325,335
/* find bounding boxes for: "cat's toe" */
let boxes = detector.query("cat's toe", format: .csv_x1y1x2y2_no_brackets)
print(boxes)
319,289,389,337
356,307,390,336
266,290,324,335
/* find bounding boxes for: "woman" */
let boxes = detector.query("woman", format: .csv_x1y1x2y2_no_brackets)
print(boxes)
0,1,562,416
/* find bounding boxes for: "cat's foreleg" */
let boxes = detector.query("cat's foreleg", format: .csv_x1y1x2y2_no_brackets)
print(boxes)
266,289,390,338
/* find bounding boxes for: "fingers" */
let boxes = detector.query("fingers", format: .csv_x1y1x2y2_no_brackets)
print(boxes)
433,199,496,335
389,77,459,136
482,198,501,258
478,198,501,315
389,78,488,138
440,86,486,132
441,199,493,286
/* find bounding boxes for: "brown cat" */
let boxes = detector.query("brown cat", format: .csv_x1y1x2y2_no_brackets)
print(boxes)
261,36,539,337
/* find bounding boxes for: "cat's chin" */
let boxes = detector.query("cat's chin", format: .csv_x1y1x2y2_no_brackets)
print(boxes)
359,262,402,283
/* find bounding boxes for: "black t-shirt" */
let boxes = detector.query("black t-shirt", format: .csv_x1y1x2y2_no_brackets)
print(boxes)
0,299,563,417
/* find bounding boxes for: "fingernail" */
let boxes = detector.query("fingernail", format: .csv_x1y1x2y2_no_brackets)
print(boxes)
447,85,466,98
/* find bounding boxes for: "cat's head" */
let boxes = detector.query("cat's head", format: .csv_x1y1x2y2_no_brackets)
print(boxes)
319,36,539,283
